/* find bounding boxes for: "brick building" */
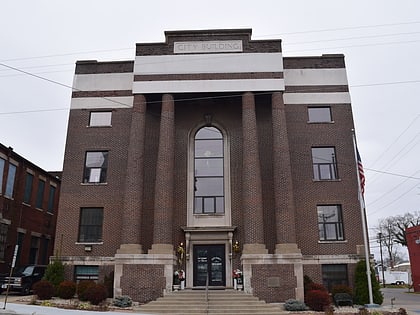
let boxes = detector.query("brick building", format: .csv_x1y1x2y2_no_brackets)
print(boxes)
55,29,366,303
0,144,60,273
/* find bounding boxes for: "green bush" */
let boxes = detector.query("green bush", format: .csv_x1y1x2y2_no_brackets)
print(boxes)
33,280,55,300
57,280,76,299
43,260,65,294
354,260,383,305
113,295,133,308
77,280,96,301
305,289,331,311
84,283,108,305
284,299,307,311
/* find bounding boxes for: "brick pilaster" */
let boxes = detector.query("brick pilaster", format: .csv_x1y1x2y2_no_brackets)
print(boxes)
151,94,175,252
271,92,298,246
118,94,146,253
241,92,266,253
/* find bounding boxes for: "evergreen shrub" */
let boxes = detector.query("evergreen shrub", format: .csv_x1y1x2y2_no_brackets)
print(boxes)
113,295,133,308
354,260,383,305
284,299,307,311
43,260,65,294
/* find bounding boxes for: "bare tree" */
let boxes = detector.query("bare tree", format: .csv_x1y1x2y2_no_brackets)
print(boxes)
393,211,420,246
376,217,399,267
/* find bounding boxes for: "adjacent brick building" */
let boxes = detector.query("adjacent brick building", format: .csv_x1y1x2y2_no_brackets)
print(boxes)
0,144,60,273
55,29,367,303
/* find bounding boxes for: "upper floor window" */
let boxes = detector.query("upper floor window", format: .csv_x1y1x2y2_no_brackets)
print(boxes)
308,106,332,123
89,111,112,127
24,172,34,204
4,163,17,198
318,205,344,241
47,185,56,213
194,127,224,214
78,207,103,243
0,158,5,193
312,147,338,180
36,179,45,209
83,151,108,183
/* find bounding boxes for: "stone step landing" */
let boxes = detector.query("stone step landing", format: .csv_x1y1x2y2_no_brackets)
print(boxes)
134,289,284,315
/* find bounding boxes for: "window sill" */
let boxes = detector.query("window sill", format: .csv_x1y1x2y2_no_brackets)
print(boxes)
318,240,348,244
81,182,108,186
194,213,225,217
312,179,341,182
76,242,103,245
307,121,335,124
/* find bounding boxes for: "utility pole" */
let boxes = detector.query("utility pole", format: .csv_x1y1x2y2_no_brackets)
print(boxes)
378,232,386,287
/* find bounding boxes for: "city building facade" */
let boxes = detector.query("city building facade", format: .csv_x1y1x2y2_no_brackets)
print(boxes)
55,29,366,303
0,144,60,273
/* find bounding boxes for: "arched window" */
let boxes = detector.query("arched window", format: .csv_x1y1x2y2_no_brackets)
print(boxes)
194,127,224,214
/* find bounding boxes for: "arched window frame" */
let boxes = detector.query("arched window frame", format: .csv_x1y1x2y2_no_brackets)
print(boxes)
187,123,231,227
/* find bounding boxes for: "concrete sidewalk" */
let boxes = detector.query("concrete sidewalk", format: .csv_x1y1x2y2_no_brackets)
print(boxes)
0,302,154,315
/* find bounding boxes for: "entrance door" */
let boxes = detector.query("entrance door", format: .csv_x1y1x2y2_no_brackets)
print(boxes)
193,244,226,287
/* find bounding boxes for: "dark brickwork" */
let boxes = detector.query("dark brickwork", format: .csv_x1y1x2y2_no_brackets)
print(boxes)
242,92,265,245
121,264,165,303
153,94,175,245
136,29,281,56
0,144,60,273
121,95,146,245
252,264,296,303
56,29,366,304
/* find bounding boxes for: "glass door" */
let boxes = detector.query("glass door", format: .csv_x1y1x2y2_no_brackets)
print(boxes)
193,244,225,287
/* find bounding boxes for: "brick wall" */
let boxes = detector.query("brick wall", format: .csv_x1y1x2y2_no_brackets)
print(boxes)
252,264,296,302
121,264,165,303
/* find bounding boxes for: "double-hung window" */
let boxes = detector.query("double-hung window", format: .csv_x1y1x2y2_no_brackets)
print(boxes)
312,147,338,180
308,106,332,123
89,111,112,127
5,163,17,198
78,207,103,243
24,172,34,204
318,205,344,241
83,151,108,183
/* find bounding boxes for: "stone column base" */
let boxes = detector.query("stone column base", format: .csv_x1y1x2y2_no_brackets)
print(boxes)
275,243,301,254
242,243,268,254
148,243,174,255
116,244,143,254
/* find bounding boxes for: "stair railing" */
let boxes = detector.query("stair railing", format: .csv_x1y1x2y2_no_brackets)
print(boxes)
205,271,209,302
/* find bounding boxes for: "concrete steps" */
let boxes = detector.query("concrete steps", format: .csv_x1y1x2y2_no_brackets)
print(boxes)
134,289,284,315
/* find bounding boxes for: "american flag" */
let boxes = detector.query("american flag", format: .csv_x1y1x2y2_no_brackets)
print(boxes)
357,149,365,196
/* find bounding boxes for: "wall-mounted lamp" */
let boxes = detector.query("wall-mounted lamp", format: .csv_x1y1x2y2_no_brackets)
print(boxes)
232,240,240,254
84,245,92,252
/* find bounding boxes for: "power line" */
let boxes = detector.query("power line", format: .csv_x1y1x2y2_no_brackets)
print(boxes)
254,21,420,37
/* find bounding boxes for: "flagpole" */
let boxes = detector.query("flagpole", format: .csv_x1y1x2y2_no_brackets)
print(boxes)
351,129,374,306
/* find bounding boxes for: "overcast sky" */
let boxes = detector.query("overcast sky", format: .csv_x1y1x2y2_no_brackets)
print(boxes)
1,1,419,258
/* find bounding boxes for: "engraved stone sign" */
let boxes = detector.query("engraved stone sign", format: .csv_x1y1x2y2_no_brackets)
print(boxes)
174,40,243,54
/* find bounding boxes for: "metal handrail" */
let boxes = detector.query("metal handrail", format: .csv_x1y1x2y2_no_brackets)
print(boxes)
205,272,209,302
